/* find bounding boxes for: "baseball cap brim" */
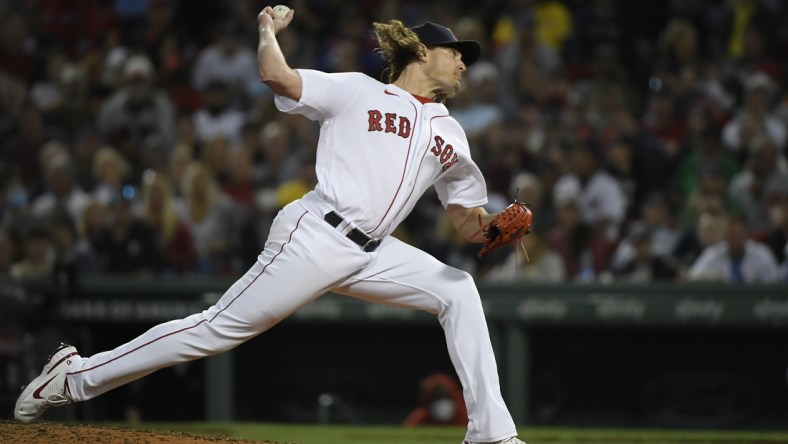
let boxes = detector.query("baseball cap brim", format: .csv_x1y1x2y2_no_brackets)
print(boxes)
435,40,481,67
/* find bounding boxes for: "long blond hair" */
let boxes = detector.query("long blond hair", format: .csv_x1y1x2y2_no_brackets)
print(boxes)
181,163,218,211
372,20,424,83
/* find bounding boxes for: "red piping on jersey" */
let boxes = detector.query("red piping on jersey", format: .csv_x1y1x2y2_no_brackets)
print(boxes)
381,114,451,234
371,91,419,234
67,210,310,376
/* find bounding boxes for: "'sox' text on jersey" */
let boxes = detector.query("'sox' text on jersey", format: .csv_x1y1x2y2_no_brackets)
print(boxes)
367,110,411,138
431,135,459,171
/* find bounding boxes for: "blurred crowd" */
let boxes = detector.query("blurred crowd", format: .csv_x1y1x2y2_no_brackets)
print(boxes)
1,0,788,285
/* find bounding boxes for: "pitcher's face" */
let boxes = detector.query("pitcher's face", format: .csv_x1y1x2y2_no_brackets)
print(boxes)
425,46,466,96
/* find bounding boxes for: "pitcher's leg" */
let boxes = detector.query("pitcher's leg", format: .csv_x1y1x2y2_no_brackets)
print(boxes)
67,259,277,401
438,282,516,443
67,206,371,402
334,237,517,442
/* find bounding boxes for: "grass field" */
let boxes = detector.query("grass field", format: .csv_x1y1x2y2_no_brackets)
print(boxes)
129,423,788,444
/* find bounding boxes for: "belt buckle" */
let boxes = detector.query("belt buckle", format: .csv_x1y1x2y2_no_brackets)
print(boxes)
362,238,381,252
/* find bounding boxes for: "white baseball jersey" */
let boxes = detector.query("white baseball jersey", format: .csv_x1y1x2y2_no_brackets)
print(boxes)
275,69,488,238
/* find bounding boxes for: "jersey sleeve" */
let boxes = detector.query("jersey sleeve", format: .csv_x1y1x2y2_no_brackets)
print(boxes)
274,69,365,121
434,160,488,209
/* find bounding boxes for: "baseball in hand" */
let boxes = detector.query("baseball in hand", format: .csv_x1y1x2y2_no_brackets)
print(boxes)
272,4,290,20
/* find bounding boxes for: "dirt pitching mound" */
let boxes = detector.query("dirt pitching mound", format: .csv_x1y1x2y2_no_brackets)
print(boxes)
0,421,283,443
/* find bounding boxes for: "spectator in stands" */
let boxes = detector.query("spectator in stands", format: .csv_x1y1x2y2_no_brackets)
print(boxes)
158,34,203,116
174,114,199,153
193,81,245,147
721,1,781,83
1,0,788,285
255,121,302,189
176,164,244,274
516,99,549,160
140,171,196,274
672,123,739,228
511,172,552,233
610,222,678,283
50,209,98,279
654,19,704,101
553,140,626,242
40,61,93,141
673,209,728,276
99,44,131,94
679,162,738,231
30,51,69,113
484,230,566,283
493,13,562,111
200,136,231,184
611,192,681,276
721,72,785,158
143,1,174,62
0,72,26,144
548,190,609,282
97,54,176,161
91,147,133,207
758,195,788,267
79,199,109,247
223,147,263,262
191,21,258,106
564,0,629,80
139,132,170,173
3,103,51,195
167,143,194,200
91,186,165,274
221,146,256,209
688,214,780,283
728,135,788,233
637,192,681,259
476,124,529,211
450,61,504,141
10,226,54,281
1,173,35,237
404,373,468,427
72,128,103,193
275,156,317,209
0,13,34,85
641,89,686,161
605,134,665,219
31,148,90,229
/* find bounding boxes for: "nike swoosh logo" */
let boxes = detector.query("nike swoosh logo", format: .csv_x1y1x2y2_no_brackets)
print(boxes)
384,89,397,96
32,375,58,399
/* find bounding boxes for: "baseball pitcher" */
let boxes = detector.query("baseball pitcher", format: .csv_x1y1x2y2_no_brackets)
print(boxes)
15,6,531,444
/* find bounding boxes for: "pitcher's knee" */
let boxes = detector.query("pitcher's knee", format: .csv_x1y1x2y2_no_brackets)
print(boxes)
438,270,482,313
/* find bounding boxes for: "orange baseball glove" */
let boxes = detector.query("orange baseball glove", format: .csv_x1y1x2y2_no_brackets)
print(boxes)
475,201,534,259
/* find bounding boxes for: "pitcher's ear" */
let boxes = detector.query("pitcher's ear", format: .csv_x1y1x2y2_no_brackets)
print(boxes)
417,44,428,61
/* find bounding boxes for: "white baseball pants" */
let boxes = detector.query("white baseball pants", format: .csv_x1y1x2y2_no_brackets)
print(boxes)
66,194,517,442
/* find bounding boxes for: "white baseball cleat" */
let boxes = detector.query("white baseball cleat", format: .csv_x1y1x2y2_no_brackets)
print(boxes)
14,343,79,423
464,437,526,444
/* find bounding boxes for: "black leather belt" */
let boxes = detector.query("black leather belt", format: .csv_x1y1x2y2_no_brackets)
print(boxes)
324,211,381,252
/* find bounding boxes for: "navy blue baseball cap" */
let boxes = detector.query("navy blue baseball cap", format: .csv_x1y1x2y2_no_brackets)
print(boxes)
412,22,481,66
